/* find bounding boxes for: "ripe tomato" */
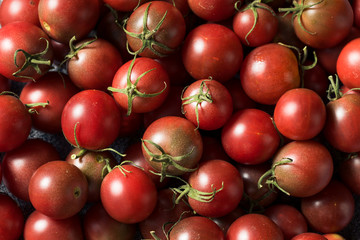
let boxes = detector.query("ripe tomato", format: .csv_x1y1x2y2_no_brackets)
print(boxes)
182,23,243,83
61,89,122,150
2,139,60,201
0,0,40,26
0,21,53,82
240,43,300,105
187,0,237,22
0,194,24,240
181,79,233,130
188,159,244,218
100,165,158,224
337,38,360,89
339,154,360,195
28,160,88,219
221,108,280,165
291,233,327,240
38,0,100,43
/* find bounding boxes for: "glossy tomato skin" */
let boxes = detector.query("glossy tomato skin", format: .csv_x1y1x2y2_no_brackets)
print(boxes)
142,116,203,176
301,180,355,234
240,43,300,105
226,213,284,240
323,93,360,153
100,165,157,224
182,79,233,130
337,38,360,89
20,72,79,133
293,0,353,49
2,139,60,201
0,194,24,240
111,57,170,114
67,38,123,91
125,1,186,58
24,211,83,240
169,216,225,240
221,109,280,165
182,23,243,83
187,0,237,22
28,160,88,220
66,148,117,202
0,94,32,152
0,0,40,26
273,88,326,140
339,154,360,195
61,89,122,150
188,159,244,218
83,202,136,240
291,233,327,240
272,140,333,197
103,0,148,12
233,3,278,47
38,0,100,43
265,204,308,240
0,21,53,82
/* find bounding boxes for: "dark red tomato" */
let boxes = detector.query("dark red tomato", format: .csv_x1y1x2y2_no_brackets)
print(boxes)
0,21,53,82
322,233,345,240
200,136,230,162
169,216,225,240
125,1,186,58
339,154,360,195
182,23,243,83
224,77,257,111
67,38,123,91
317,27,360,74
143,85,183,129
110,57,170,115
237,162,278,210
24,211,83,240
182,79,233,130
38,0,100,43
337,38,360,89
117,108,144,137
141,116,203,177
83,202,136,240
187,0,237,22
139,188,193,240
50,38,70,63
233,2,278,47
323,93,360,153
66,148,117,202
265,204,308,240
161,0,190,16
61,89,122,150
100,165,158,224
240,43,300,105
212,207,244,235
0,94,32,152
221,108,280,165
273,88,326,141
103,0,148,12
0,0,40,26
290,0,353,49
354,0,360,28
291,233,327,240
28,160,88,219
301,180,355,233
20,72,79,133
0,74,10,92
2,138,60,201
226,213,284,240
303,60,329,99
270,140,333,197
124,141,168,189
0,194,24,240
188,159,243,218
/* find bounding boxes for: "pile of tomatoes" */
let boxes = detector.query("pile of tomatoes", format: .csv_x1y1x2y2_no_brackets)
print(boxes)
1,0,360,239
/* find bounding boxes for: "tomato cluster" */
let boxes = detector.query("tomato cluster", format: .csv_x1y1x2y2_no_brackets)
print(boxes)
0,0,360,239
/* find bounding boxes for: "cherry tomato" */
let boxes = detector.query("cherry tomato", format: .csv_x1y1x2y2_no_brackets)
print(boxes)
0,194,24,240
337,38,360,89
0,0,40,26
291,233,327,240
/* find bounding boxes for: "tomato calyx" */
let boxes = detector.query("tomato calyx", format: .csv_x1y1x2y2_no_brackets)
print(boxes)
25,101,49,114
181,80,213,130
13,37,52,81
236,0,276,45
258,157,293,195
141,138,197,182
123,2,174,57
108,55,167,115
60,36,98,66
278,0,325,35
